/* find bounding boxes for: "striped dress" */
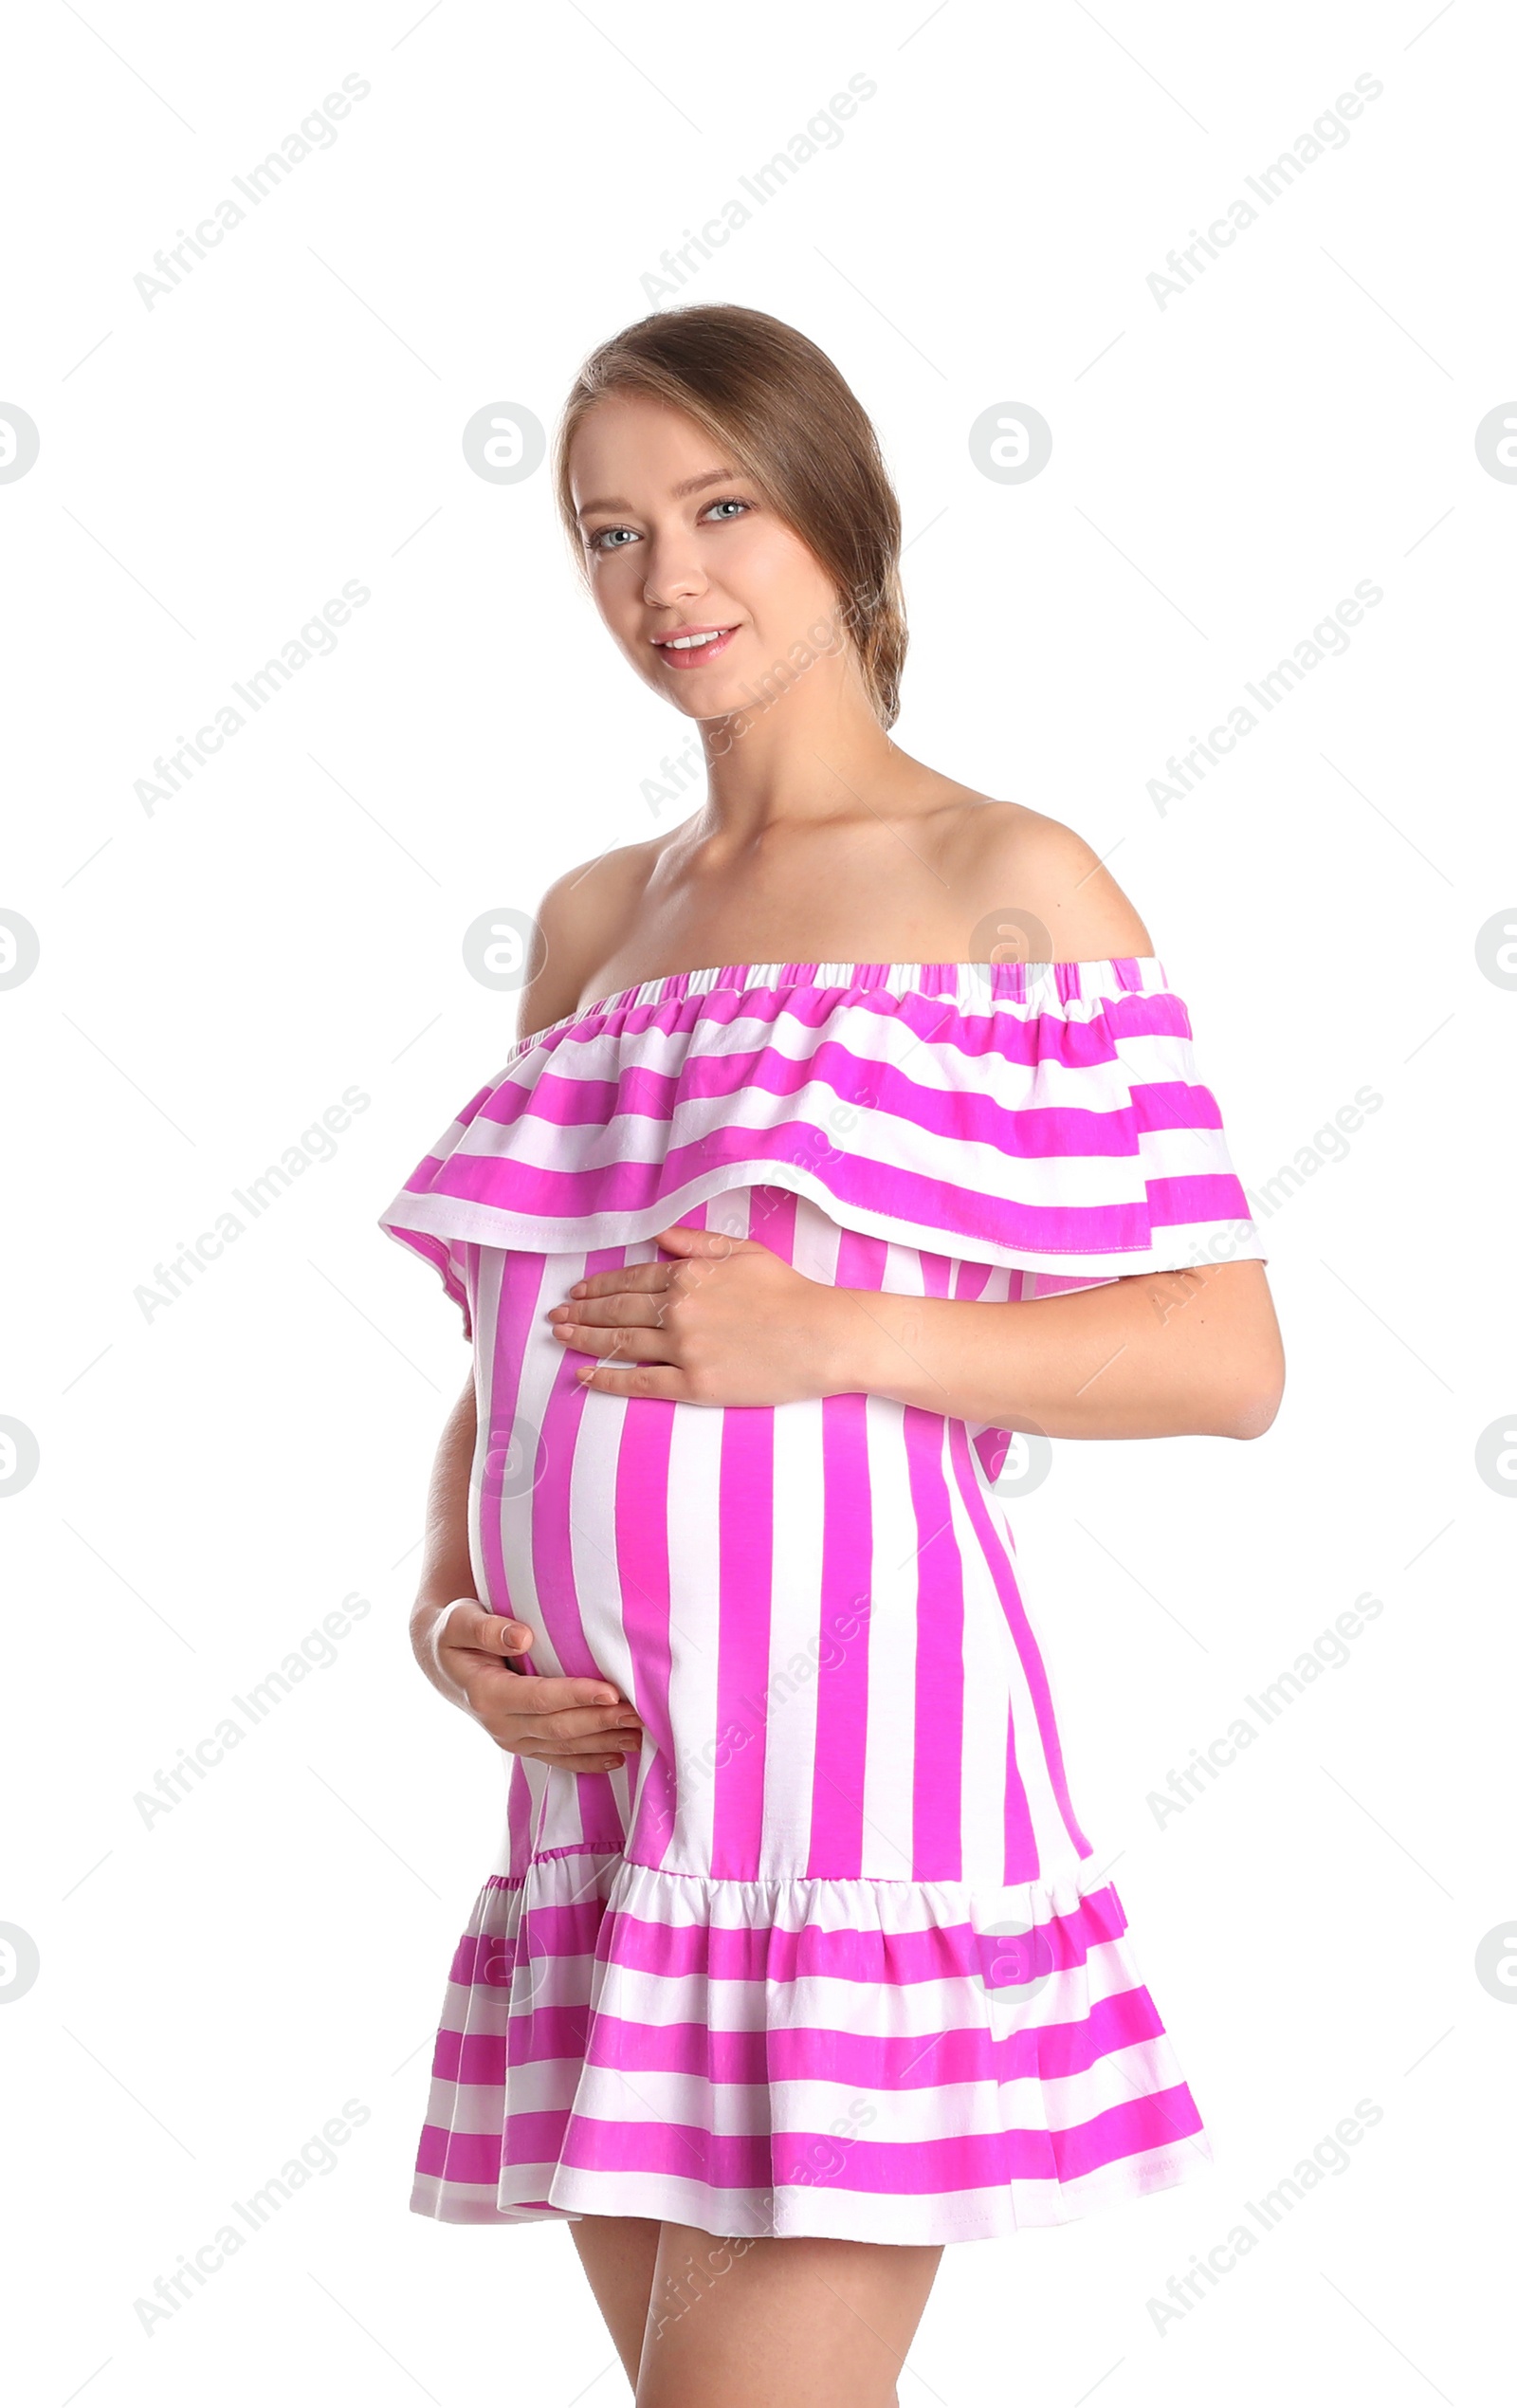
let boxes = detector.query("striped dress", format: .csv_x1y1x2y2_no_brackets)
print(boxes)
377,957,1268,2245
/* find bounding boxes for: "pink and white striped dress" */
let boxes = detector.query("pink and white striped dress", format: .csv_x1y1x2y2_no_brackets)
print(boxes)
377,957,1268,2245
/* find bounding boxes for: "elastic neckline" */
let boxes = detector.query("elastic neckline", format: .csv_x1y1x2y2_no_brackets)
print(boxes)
509,954,1168,1061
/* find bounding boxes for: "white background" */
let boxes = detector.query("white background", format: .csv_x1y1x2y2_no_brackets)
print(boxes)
2,2,1512,2401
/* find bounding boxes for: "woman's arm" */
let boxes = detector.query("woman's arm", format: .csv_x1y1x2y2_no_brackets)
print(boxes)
807,817,1286,1437
410,1369,647,1764
552,1234,1284,1440
818,1254,1285,1441
409,1368,482,1692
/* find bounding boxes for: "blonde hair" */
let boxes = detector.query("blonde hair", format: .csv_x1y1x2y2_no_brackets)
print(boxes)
553,303,907,728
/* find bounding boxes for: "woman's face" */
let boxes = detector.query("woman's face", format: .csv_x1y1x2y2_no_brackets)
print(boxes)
568,390,848,718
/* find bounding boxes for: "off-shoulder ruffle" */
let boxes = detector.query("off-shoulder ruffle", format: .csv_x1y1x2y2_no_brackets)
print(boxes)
377,957,1267,1291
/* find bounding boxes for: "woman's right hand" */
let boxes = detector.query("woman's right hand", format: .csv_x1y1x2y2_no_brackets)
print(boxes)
417,1597,645,1773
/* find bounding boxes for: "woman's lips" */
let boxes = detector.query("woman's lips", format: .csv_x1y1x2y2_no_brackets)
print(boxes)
650,625,739,669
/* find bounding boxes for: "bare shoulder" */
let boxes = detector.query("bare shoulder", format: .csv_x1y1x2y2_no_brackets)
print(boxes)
516,832,671,1042
944,795,1153,964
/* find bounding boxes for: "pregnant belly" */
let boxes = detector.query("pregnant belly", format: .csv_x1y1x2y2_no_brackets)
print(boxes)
462,1234,1073,1884
470,1371,1016,1719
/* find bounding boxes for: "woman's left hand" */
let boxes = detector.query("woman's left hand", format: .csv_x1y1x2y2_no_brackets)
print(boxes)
544,1223,854,1406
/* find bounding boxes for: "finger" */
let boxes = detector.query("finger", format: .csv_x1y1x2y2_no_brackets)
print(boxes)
505,1734,635,1772
529,1752,628,1774
437,1601,537,1657
502,1672,632,1713
476,1700,638,1753
514,1703,644,1742
480,1613,537,1656
650,1224,753,1257
553,1323,678,1363
549,1292,671,1331
573,1361,691,1400
557,1261,675,1301
513,1732,640,1760
505,1718,639,1755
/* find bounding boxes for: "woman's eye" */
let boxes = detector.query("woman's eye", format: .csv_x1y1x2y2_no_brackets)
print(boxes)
588,498,749,552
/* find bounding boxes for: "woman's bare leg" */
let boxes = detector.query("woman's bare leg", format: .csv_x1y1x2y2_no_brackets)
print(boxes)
634,2223,943,2408
569,2215,663,2387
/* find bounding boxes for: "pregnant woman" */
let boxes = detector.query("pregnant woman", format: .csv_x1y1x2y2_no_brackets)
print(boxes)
378,303,1285,2407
